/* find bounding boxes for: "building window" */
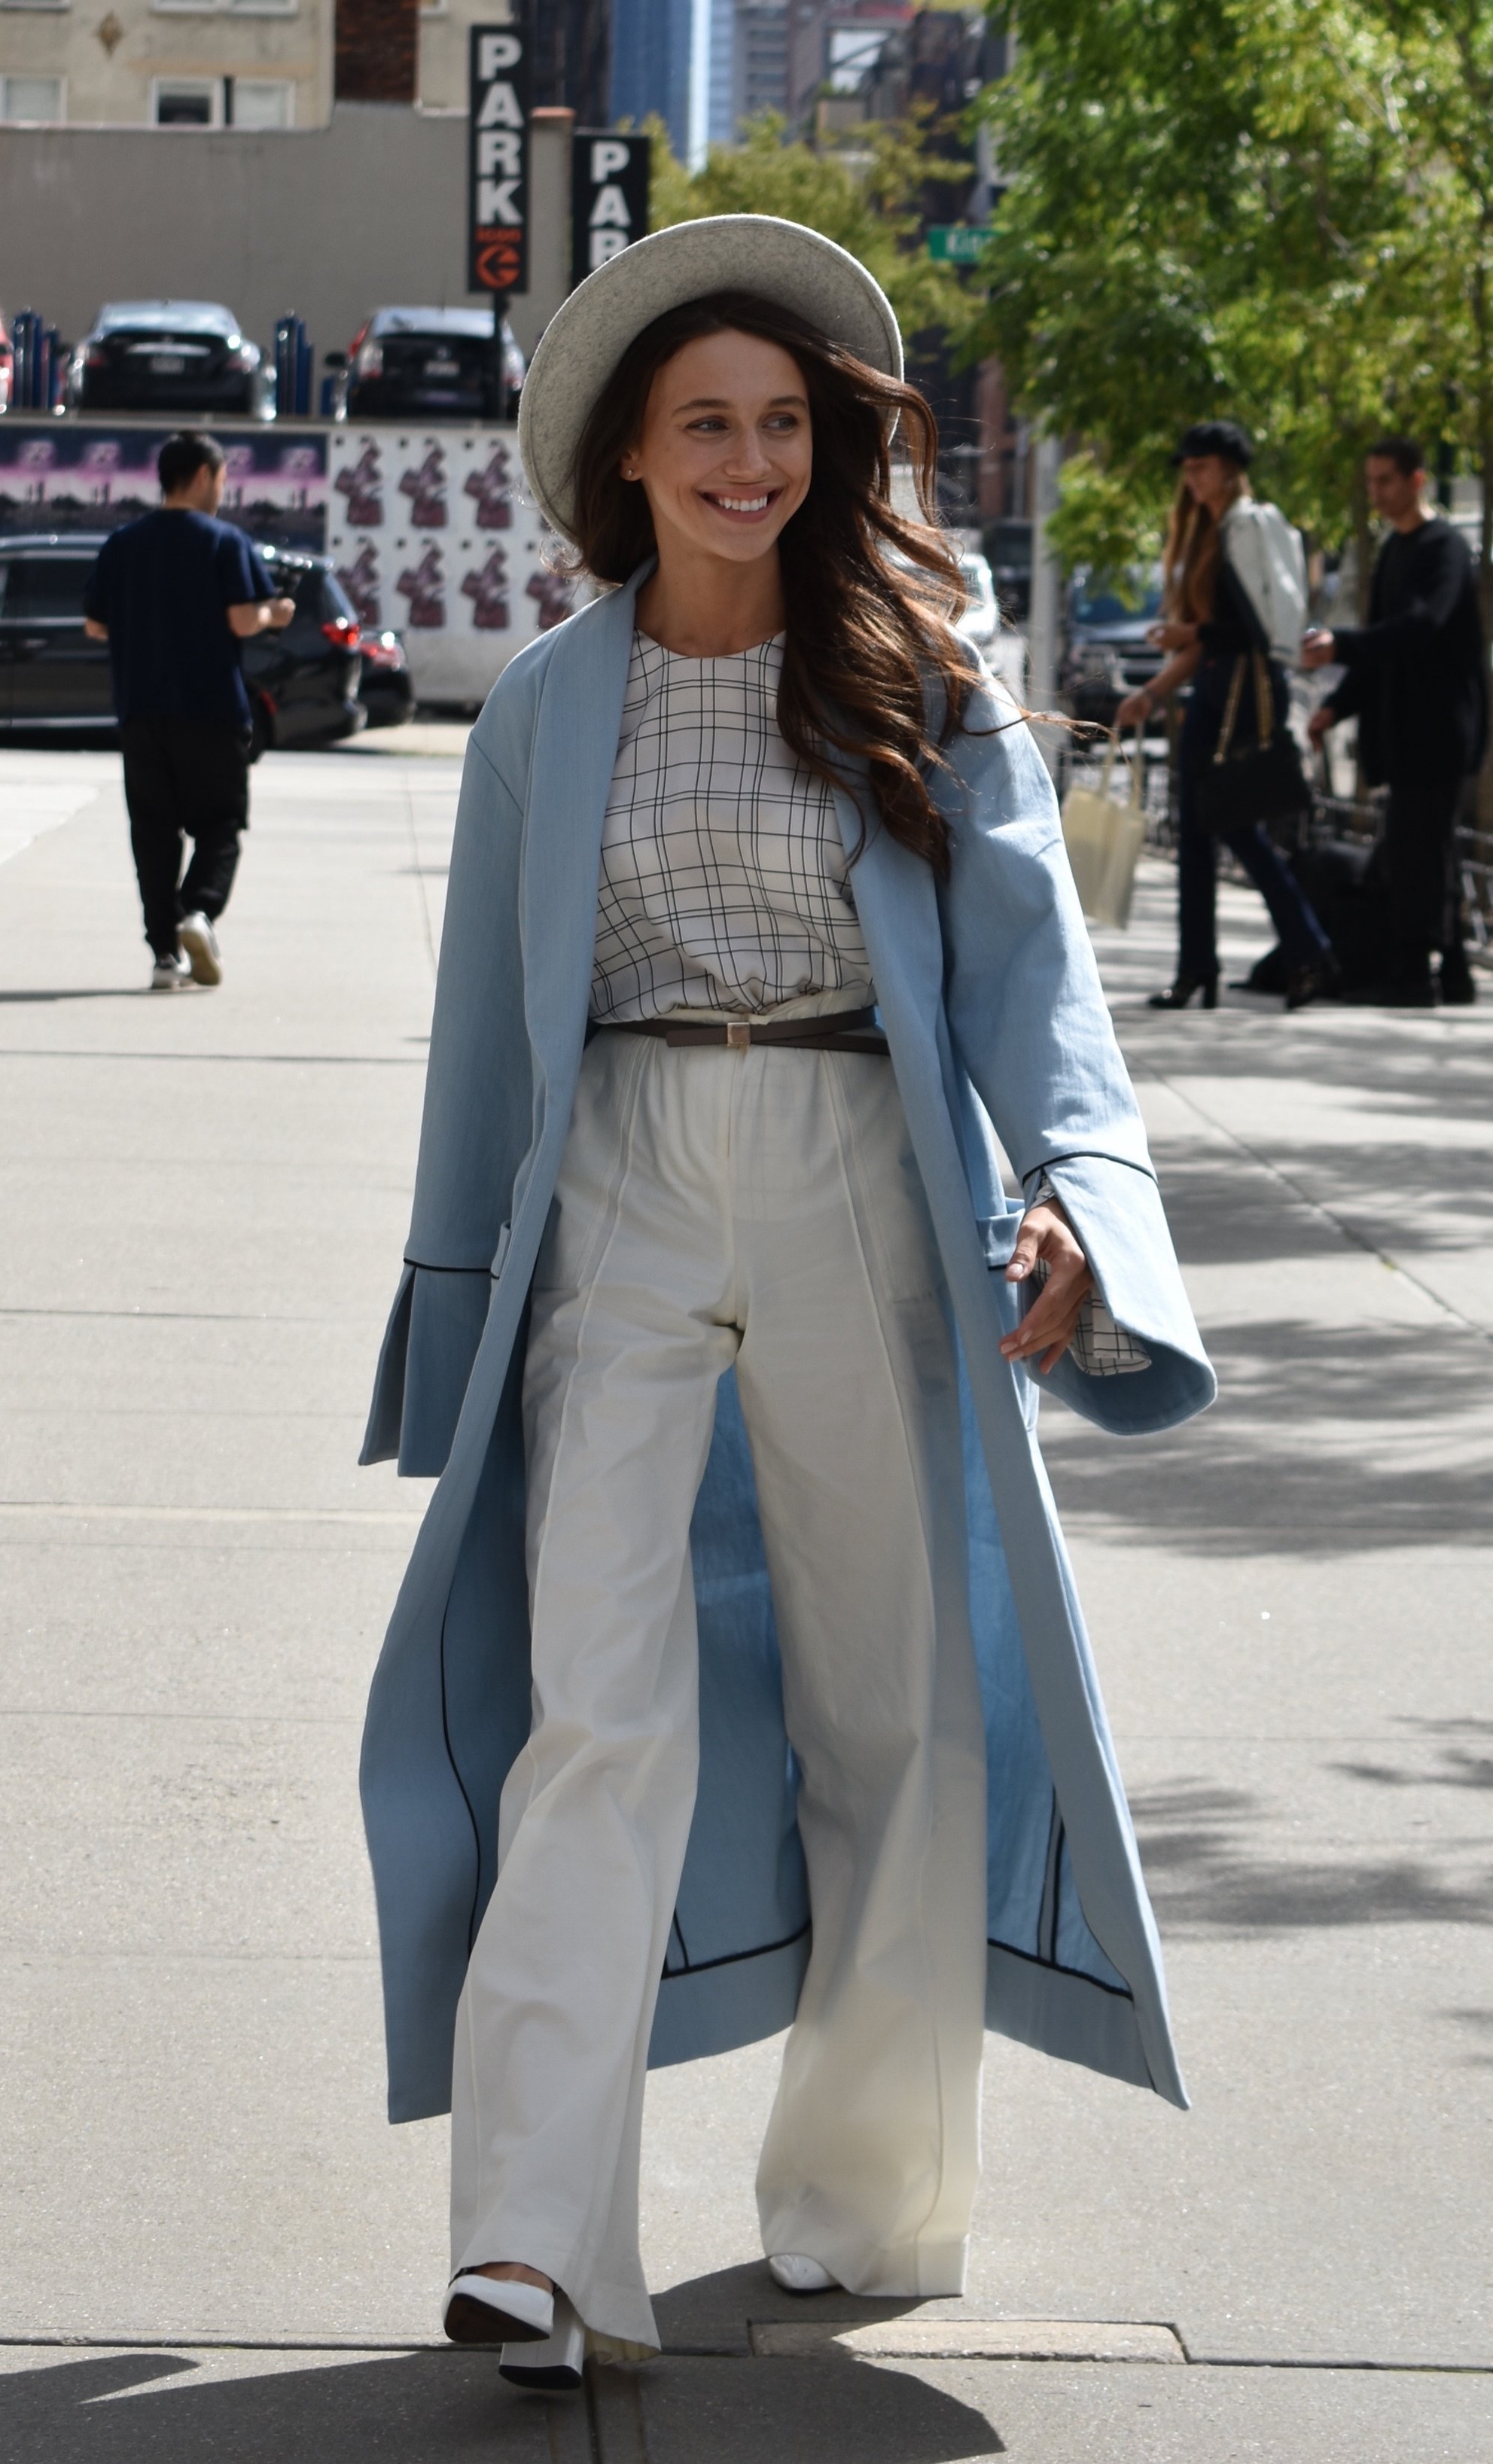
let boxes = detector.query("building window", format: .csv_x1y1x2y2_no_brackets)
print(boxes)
230,75,294,124
151,76,223,121
0,73,65,117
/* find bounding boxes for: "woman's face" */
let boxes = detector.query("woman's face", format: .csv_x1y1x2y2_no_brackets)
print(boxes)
624,329,813,567
1179,453,1238,513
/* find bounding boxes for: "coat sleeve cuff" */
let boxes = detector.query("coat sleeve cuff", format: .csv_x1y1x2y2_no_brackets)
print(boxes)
1022,1155,1217,1434
359,1262,493,1474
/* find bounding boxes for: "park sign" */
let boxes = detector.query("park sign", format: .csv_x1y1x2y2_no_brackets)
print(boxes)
468,25,530,297
926,224,992,264
570,130,651,290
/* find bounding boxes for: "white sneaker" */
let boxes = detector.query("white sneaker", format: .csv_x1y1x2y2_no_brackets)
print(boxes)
768,2253,839,2295
150,951,190,990
178,912,222,986
499,2289,586,2394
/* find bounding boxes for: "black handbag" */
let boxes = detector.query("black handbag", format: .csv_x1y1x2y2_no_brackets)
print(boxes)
1193,652,1310,834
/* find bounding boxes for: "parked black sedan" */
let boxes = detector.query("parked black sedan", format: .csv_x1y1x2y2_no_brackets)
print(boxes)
339,306,526,423
243,547,366,751
357,629,416,729
0,532,364,750
66,301,273,419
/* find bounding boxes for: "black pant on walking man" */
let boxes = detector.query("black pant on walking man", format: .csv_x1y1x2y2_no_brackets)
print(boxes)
83,431,294,991
1304,437,1488,1006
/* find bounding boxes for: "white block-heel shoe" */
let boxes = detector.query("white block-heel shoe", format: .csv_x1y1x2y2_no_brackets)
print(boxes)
499,2290,586,2393
768,2254,839,2295
443,2271,553,2347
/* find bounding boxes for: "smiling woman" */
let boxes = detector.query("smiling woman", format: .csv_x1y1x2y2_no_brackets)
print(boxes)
568,288,979,876
357,214,1215,2402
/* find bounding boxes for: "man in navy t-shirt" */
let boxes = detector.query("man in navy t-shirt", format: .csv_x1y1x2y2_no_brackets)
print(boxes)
84,431,294,988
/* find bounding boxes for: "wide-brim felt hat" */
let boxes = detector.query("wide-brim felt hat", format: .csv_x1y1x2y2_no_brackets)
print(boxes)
518,214,903,540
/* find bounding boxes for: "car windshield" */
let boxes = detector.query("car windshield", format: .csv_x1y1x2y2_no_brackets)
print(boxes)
1071,568,1163,626
98,302,235,334
373,309,495,340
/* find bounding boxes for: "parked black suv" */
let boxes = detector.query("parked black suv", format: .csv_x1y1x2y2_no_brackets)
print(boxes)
0,532,364,749
339,306,526,423
67,300,273,419
1059,567,1165,729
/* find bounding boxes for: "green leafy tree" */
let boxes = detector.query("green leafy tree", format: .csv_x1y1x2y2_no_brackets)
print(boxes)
646,112,979,353
975,0,1438,585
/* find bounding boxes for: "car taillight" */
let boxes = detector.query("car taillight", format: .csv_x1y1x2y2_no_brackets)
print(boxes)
355,340,382,379
322,617,361,648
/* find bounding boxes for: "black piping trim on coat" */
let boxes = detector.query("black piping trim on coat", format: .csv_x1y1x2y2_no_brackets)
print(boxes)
987,1936,1135,2002
401,1256,493,1275
660,1918,810,1981
1019,1152,1159,1189
437,1597,486,1957
1039,1800,1064,1967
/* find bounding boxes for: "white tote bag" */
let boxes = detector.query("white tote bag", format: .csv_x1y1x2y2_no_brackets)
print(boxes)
1059,728,1149,930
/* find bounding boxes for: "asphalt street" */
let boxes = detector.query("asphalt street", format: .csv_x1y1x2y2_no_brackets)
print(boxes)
1,739,1489,2462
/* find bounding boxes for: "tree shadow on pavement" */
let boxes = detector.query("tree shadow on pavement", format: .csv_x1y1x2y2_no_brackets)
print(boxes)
1043,1318,1493,1555
0,2336,1005,2464
1132,1774,1493,1937
0,2347,556,2464
638,2351,1003,2462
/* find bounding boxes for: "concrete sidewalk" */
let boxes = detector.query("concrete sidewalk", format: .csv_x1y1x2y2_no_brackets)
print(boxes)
1,745,1488,2461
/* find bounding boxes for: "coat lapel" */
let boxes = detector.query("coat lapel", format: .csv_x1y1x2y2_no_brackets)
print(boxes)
520,568,649,1131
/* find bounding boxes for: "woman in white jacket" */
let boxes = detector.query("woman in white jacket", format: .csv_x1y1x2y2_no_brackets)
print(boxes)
1117,422,1334,1010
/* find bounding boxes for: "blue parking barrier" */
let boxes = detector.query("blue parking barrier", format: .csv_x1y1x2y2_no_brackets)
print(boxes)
274,315,313,418
12,309,47,410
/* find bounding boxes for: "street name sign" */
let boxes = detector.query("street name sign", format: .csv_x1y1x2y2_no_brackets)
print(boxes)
926,225,992,264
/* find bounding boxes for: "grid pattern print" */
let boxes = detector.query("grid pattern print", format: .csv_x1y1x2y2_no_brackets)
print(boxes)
590,633,873,1023
1026,1174,1152,1378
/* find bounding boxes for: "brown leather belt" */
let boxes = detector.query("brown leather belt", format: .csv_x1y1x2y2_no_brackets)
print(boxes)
597,1005,888,1056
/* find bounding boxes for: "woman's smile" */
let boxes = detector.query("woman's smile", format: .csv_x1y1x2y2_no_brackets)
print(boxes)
699,486,779,521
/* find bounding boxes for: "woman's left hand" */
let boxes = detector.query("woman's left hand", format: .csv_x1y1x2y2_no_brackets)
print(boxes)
1147,620,1198,651
1000,1202,1095,1376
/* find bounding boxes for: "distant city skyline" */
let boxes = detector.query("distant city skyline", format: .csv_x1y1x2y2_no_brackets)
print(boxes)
610,0,919,165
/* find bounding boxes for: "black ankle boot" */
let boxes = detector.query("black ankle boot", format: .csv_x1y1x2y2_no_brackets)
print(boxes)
1148,972,1219,1010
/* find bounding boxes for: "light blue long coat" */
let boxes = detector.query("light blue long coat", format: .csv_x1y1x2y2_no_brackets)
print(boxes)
359,566,1216,2125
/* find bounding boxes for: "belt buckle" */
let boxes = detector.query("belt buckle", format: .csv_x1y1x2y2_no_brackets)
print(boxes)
725,1020,751,1050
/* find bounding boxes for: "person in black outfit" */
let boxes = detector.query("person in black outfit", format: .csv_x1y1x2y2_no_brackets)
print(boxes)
1303,437,1487,1005
83,431,294,989
1117,421,1335,1010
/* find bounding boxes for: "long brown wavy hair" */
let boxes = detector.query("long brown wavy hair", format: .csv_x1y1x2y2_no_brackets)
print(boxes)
566,289,977,876
1162,465,1249,623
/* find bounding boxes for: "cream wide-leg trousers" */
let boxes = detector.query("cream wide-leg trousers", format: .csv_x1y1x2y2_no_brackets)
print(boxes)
449,1028,989,2352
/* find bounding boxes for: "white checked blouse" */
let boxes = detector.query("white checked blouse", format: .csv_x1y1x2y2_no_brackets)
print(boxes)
590,627,1150,1380
590,631,871,1022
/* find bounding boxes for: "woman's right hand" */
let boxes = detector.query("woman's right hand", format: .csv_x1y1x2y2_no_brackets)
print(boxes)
1114,689,1153,730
